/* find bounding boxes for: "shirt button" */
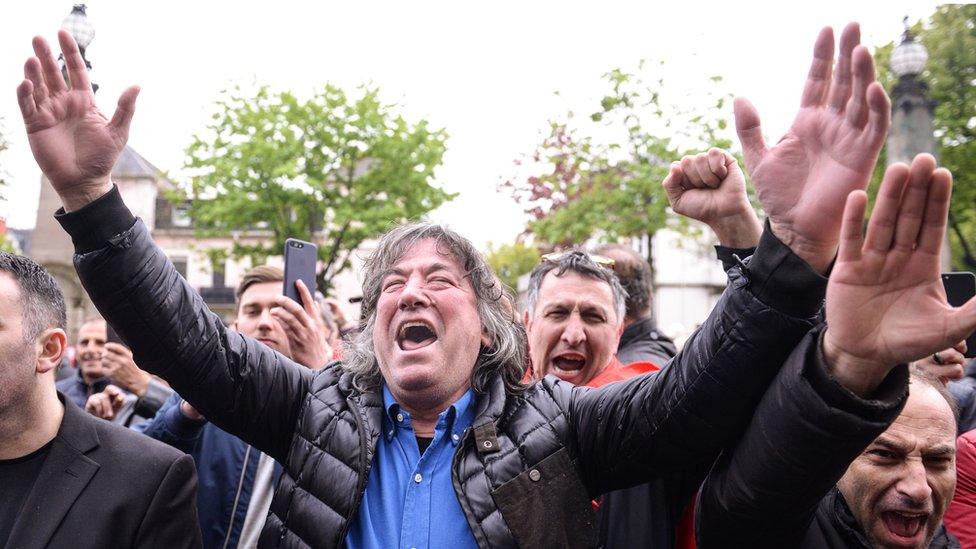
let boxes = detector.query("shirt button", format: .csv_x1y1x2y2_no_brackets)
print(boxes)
529,469,541,482
452,433,460,442
414,473,423,483
396,413,404,422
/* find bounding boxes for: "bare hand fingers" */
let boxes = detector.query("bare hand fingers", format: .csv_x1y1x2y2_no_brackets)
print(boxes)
24,57,49,107
866,82,891,145
680,156,709,189
733,97,767,171
109,86,140,141
800,26,835,108
17,80,37,119
837,190,868,263
31,35,67,94
917,167,952,255
863,163,910,253
662,163,685,206
271,305,308,339
706,148,730,181
892,154,937,252
844,46,875,129
58,29,91,93
827,22,859,110
296,280,320,323
692,153,721,188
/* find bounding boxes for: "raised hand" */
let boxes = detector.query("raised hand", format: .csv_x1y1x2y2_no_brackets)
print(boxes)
735,23,890,273
272,280,332,370
16,30,139,211
103,342,151,397
663,148,762,248
823,154,976,397
910,341,968,384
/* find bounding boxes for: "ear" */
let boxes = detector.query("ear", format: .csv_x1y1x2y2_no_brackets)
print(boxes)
522,309,531,330
615,321,624,342
35,328,67,375
230,320,239,331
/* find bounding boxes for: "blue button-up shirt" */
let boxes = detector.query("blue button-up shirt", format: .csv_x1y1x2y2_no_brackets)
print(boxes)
345,386,478,549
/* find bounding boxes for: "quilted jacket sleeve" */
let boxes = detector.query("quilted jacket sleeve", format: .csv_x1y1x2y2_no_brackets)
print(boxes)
557,222,828,496
694,328,908,547
56,187,313,462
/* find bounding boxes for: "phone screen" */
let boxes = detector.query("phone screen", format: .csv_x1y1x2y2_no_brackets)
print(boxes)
943,272,976,358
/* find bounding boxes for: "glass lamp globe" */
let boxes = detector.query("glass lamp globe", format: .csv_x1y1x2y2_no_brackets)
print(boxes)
891,39,928,77
61,4,95,50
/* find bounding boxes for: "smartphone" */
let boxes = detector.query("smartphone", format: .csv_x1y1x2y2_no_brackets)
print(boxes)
943,272,976,358
284,238,318,304
105,323,124,346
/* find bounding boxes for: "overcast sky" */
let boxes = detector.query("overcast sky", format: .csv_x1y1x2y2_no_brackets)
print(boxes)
0,0,940,248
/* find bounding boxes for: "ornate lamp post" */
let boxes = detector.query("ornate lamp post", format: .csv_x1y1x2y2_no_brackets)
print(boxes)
886,18,950,269
59,4,98,93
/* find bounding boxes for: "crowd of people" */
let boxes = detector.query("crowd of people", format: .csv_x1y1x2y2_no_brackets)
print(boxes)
2,20,976,549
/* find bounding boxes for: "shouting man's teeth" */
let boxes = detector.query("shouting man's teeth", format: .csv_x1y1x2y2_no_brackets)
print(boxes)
397,321,438,351
552,355,586,375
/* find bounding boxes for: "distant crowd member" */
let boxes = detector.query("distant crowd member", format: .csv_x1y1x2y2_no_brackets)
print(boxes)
138,265,331,549
0,252,201,548
84,333,174,425
55,318,111,407
21,22,976,548
591,244,676,367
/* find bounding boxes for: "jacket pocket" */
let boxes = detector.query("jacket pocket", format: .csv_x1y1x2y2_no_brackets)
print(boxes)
491,447,598,548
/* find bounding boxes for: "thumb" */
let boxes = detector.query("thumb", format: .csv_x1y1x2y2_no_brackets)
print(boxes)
662,162,686,207
733,97,767,172
109,85,140,142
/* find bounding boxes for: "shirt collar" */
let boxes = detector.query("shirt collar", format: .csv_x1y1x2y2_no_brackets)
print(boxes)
382,384,475,446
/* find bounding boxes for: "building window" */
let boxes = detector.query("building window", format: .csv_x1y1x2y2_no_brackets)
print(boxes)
172,204,192,227
212,259,226,288
172,257,188,279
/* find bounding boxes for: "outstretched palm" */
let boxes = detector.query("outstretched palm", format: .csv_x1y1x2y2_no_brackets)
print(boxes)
17,31,138,209
736,24,890,273
825,156,976,394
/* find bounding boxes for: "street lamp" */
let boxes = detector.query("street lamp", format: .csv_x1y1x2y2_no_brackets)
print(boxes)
885,17,955,270
59,4,97,93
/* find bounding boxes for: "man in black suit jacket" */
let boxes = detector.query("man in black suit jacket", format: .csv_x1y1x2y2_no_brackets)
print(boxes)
0,252,202,548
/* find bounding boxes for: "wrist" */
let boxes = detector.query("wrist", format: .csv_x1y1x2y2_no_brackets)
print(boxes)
59,177,113,212
132,372,151,397
709,208,762,249
768,221,836,275
822,330,892,398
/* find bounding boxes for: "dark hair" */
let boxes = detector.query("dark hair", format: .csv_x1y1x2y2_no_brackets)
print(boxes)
235,265,284,302
593,244,652,320
909,365,960,428
524,250,628,321
0,252,67,341
343,222,527,395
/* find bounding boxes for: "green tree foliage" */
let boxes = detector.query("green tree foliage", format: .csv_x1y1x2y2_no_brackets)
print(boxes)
873,7,976,269
501,62,733,274
485,241,540,292
182,84,453,291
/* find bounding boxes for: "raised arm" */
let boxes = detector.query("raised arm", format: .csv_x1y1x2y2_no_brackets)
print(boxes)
17,31,312,461
562,22,894,494
697,155,976,546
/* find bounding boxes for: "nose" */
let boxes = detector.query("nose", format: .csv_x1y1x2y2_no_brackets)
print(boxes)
258,307,276,331
397,277,431,310
896,460,933,505
560,314,586,346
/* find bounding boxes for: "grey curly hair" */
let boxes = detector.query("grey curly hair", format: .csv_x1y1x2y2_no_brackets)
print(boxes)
342,222,528,394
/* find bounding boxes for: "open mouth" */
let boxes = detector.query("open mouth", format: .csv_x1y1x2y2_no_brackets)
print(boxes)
397,321,438,351
881,511,927,541
551,353,587,376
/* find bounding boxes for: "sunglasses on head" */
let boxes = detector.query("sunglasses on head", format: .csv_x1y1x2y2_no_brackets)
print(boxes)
539,251,616,271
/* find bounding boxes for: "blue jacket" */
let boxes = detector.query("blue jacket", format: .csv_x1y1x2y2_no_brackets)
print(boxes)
136,393,282,549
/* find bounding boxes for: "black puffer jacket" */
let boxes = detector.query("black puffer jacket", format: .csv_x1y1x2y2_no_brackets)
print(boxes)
59,188,826,548
697,328,916,548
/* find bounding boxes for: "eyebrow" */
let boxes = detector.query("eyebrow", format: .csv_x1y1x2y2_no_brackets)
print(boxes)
871,438,908,453
924,445,956,458
386,263,456,279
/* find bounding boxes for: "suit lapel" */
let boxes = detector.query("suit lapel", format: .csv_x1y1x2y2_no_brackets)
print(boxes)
6,397,100,549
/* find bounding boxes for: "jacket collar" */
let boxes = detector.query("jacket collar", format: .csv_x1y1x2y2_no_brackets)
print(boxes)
618,316,660,349
6,393,101,549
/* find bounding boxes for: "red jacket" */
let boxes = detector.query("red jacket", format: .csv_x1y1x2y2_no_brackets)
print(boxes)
945,429,976,546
